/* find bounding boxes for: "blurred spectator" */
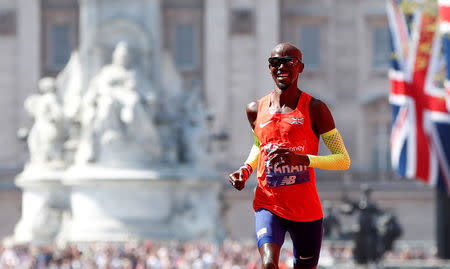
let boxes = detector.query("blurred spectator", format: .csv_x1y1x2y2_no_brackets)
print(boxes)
0,238,444,268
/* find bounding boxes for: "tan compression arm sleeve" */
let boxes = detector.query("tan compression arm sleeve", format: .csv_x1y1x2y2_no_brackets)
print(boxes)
307,128,351,170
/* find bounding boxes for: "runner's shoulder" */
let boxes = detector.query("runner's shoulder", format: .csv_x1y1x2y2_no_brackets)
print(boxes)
246,101,258,128
247,92,271,113
308,96,335,134
246,101,258,114
309,97,330,116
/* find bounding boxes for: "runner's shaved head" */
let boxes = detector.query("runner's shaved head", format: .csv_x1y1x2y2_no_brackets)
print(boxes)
271,42,302,60
268,42,304,91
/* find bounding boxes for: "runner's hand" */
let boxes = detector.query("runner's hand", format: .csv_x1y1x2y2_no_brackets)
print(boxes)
228,168,249,191
267,148,310,166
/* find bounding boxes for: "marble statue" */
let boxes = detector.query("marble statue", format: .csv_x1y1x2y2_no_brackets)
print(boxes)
156,52,185,164
75,41,160,167
15,1,223,243
56,51,83,163
160,52,211,165
24,77,65,169
178,87,211,165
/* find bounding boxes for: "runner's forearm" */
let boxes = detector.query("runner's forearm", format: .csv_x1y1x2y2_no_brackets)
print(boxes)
307,128,350,170
244,130,260,172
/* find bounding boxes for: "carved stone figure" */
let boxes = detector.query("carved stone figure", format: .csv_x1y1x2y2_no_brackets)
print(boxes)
178,87,211,165
75,41,160,166
341,184,402,265
24,77,65,168
56,51,83,163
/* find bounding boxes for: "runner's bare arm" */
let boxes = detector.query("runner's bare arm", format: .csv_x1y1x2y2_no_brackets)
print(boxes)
244,101,260,170
307,98,350,170
228,101,260,190
309,98,335,137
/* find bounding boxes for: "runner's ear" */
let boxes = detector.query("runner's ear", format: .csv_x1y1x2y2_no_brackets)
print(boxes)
298,61,304,73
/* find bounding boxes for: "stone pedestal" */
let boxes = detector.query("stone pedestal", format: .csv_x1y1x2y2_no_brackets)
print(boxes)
62,165,224,242
13,169,69,244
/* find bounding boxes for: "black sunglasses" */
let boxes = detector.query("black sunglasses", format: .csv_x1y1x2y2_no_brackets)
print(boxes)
268,56,302,67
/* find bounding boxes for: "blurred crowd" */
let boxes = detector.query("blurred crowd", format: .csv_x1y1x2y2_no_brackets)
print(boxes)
0,239,441,269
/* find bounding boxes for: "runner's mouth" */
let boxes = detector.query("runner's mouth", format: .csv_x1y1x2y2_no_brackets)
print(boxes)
277,72,289,78
277,74,289,80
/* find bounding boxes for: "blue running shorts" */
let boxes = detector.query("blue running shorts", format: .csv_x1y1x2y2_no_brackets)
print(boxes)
254,208,323,267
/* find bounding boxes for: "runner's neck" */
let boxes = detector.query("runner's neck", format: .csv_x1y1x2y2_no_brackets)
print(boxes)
271,88,302,111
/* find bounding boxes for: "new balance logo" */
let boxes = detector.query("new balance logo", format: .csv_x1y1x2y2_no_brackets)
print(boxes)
280,176,296,186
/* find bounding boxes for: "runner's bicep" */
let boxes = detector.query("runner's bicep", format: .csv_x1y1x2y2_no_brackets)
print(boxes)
309,99,335,136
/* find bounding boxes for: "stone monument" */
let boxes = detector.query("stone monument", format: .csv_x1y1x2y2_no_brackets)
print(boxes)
74,41,160,166
14,77,70,244
14,0,223,243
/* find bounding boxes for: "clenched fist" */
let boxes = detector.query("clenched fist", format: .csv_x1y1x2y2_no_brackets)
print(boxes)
228,167,250,191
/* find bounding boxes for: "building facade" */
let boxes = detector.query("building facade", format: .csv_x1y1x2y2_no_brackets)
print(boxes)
0,0,435,241
0,0,393,178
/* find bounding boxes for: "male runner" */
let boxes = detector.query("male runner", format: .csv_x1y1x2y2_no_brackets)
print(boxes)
228,42,350,269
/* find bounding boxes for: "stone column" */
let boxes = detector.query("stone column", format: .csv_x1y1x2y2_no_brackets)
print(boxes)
256,0,279,97
204,0,229,161
228,0,257,163
225,0,280,164
143,0,161,90
78,0,99,89
16,0,40,159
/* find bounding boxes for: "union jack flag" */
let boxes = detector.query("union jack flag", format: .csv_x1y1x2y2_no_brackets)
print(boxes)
290,117,304,125
387,0,450,193
439,0,450,111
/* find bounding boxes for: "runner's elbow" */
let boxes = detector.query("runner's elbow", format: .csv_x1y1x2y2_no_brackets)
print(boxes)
341,153,351,170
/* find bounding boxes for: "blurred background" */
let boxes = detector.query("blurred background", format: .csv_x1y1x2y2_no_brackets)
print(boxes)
0,0,449,268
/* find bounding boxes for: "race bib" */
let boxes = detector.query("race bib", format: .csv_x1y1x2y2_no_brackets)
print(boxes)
264,159,310,187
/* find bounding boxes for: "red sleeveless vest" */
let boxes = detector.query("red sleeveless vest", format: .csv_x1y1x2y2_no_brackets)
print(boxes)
253,91,323,221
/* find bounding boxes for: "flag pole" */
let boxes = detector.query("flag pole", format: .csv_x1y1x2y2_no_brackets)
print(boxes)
438,0,450,258
436,188,450,258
